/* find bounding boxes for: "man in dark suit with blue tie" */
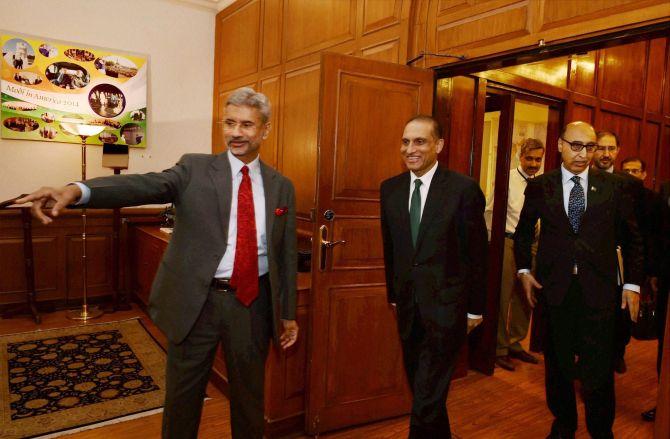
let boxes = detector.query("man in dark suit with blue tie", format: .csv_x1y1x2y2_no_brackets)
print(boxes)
17,87,299,439
380,115,488,438
514,121,644,439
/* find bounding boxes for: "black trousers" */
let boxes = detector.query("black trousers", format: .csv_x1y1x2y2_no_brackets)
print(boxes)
657,289,668,376
614,287,631,360
399,303,465,439
161,275,272,439
544,278,616,439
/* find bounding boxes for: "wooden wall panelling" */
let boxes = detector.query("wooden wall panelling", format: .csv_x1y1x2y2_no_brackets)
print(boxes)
414,0,670,69
444,75,477,175
260,76,281,168
217,0,262,84
360,0,403,36
283,0,357,62
281,64,320,217
361,39,401,63
541,0,658,31
262,0,283,69
571,104,595,125
595,110,641,169
645,37,667,114
568,52,598,96
436,2,529,54
598,41,647,109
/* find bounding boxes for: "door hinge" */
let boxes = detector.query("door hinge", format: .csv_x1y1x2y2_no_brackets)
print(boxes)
312,414,320,437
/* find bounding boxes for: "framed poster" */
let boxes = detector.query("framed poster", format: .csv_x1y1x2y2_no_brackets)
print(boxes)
1,33,148,147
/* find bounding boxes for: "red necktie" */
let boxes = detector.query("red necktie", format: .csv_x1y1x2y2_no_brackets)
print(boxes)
230,165,259,306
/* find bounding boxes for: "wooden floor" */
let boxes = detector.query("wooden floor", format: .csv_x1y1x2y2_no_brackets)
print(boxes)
0,305,658,438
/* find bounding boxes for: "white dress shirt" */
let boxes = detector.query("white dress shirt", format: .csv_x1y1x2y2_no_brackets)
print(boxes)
75,150,269,278
216,151,268,278
519,164,638,292
409,162,481,320
408,161,438,218
485,167,533,234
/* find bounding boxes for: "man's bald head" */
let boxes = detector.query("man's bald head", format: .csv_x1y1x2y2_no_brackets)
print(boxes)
560,121,597,141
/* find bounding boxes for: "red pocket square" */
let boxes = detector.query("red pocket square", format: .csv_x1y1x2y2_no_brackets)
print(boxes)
274,207,288,216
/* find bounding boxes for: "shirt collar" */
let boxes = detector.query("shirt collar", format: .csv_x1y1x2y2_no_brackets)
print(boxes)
517,167,533,180
227,150,261,176
410,161,439,187
561,163,589,185
605,165,614,173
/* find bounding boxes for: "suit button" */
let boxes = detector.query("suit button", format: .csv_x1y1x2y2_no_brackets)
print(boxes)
412,262,419,267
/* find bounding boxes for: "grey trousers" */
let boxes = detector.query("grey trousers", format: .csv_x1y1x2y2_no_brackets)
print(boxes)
161,275,272,439
496,237,532,356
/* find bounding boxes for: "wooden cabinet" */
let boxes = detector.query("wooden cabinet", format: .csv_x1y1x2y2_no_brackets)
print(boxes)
128,225,310,437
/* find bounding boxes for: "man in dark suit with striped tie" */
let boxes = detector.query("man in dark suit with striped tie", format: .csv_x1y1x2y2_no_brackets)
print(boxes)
514,121,644,439
17,87,298,439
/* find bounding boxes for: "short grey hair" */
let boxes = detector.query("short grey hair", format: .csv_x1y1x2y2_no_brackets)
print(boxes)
226,87,271,123
519,138,545,156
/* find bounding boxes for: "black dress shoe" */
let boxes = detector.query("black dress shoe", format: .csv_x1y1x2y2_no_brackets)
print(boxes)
510,349,539,364
614,357,627,374
496,355,515,371
641,407,656,421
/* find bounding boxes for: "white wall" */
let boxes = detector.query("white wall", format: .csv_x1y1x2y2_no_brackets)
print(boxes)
0,0,215,200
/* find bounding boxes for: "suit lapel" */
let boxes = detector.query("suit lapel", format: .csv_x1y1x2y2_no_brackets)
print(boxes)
582,169,608,223
261,161,279,246
414,167,445,250
209,153,233,244
389,173,411,246
545,169,572,232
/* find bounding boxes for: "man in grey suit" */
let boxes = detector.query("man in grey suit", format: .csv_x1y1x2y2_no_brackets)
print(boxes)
17,87,299,439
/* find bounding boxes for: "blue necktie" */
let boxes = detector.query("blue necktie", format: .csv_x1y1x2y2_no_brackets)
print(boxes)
568,175,585,233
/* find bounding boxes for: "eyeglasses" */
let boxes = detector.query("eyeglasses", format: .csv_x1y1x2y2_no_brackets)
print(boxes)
560,137,598,153
623,168,643,175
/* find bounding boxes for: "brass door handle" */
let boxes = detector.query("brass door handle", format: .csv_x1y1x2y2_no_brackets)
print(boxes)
318,225,346,271
323,239,346,248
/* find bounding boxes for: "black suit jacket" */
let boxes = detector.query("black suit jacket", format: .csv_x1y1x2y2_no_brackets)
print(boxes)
380,167,488,340
659,181,670,291
82,153,297,345
514,168,644,310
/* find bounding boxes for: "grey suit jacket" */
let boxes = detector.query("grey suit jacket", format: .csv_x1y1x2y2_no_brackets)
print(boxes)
83,152,297,344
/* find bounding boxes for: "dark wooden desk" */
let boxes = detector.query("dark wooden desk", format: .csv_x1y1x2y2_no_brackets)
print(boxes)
128,225,310,437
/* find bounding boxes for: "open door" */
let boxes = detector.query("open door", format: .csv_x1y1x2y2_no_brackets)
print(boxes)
305,53,434,435
469,88,563,373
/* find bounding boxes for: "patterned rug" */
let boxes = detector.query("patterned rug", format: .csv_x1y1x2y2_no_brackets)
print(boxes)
0,318,166,438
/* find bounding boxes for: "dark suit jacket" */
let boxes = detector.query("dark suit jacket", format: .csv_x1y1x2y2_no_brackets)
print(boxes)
380,167,488,341
659,181,670,292
83,153,297,344
613,170,661,276
514,168,644,310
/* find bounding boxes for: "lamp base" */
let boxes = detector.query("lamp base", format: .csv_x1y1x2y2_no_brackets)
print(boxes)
66,305,103,321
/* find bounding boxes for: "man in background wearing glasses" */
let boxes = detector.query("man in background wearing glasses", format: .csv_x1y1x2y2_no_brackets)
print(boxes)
514,121,643,439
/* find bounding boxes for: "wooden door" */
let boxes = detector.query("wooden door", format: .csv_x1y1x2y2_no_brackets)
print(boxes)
305,53,434,435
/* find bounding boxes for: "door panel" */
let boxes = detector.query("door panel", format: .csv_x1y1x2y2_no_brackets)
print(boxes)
306,52,434,434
